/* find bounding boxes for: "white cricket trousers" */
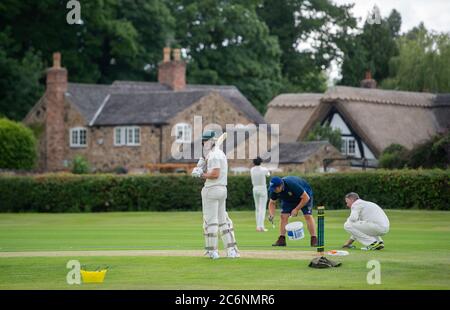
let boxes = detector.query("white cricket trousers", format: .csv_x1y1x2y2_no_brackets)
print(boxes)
344,220,389,246
253,185,268,229
201,185,237,251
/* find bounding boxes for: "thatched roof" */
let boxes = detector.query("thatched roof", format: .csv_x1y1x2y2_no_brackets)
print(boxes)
322,86,435,107
432,94,450,130
65,81,266,126
265,86,450,157
265,94,322,143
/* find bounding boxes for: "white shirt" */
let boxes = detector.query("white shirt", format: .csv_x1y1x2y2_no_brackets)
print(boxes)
204,148,228,187
250,166,270,187
348,199,390,228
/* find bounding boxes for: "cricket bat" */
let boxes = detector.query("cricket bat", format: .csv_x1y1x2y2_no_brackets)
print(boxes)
215,132,227,149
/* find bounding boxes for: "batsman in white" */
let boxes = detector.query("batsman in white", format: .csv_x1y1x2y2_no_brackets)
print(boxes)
250,157,270,232
191,130,239,259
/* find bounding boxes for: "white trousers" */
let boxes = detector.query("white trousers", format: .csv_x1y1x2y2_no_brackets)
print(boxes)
253,186,268,229
201,186,237,251
344,220,389,246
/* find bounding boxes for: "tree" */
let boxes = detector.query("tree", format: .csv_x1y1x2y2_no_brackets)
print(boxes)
257,0,357,93
0,29,44,121
381,27,450,93
0,0,175,119
305,122,341,150
340,8,400,86
0,118,37,169
408,132,449,169
379,133,450,170
387,9,402,38
102,0,176,82
339,35,369,87
169,0,282,113
379,143,408,169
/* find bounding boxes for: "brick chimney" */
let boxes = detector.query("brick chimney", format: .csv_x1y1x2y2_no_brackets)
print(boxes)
45,52,67,171
158,47,186,91
360,70,377,89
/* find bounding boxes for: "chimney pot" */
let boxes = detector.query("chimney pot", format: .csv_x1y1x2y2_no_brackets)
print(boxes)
163,47,171,63
53,52,61,68
173,48,181,61
361,70,377,89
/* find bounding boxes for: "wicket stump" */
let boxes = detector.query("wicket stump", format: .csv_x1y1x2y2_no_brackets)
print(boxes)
317,206,325,255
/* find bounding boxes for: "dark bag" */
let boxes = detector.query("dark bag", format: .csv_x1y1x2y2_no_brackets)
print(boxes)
309,256,342,268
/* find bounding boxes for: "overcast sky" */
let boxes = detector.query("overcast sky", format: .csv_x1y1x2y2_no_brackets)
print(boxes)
332,0,450,33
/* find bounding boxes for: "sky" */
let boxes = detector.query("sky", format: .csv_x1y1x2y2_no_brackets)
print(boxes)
332,0,450,33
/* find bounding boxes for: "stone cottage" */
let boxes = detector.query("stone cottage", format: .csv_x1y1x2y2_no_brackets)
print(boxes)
24,49,268,172
24,49,346,173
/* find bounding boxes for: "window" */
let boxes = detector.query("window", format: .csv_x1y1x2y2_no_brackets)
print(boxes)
114,126,141,146
70,127,87,147
348,139,356,155
175,123,192,143
341,137,356,156
340,139,347,154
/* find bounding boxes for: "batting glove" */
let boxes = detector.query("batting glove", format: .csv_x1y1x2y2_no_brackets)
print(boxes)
191,167,203,178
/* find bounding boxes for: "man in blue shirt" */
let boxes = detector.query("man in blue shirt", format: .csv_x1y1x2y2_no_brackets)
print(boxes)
268,176,317,247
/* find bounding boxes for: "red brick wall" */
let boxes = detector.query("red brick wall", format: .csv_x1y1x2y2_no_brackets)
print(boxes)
44,66,67,170
158,61,186,91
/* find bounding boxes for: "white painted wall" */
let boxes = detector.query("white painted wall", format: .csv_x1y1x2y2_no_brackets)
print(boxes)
330,113,351,135
362,142,376,159
329,113,377,159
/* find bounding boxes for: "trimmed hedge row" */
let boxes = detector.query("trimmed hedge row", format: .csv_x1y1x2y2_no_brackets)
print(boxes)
0,170,449,212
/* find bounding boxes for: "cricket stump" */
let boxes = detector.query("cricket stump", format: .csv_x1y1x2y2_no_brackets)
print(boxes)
317,206,325,255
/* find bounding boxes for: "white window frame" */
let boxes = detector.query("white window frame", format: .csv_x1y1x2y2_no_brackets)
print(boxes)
348,138,356,155
340,138,347,154
175,123,192,143
341,137,357,156
114,126,141,146
70,127,87,148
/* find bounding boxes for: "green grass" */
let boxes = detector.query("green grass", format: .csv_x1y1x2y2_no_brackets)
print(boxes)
0,210,449,289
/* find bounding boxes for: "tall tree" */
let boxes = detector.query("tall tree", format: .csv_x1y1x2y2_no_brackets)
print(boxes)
0,29,44,120
382,26,450,93
257,0,357,93
340,8,401,86
387,9,402,38
0,0,175,120
168,0,282,113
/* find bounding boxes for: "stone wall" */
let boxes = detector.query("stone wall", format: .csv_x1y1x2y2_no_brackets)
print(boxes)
64,102,161,171
161,92,254,163
26,91,259,172
23,97,47,171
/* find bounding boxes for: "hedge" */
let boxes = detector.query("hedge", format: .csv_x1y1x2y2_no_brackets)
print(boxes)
0,170,449,212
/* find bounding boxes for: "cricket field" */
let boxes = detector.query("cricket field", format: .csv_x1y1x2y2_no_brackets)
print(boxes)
0,210,449,290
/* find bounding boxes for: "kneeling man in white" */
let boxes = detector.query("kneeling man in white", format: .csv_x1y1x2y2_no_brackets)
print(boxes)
342,192,390,251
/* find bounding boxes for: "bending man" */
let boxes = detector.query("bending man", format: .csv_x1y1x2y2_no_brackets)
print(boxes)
268,176,317,247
